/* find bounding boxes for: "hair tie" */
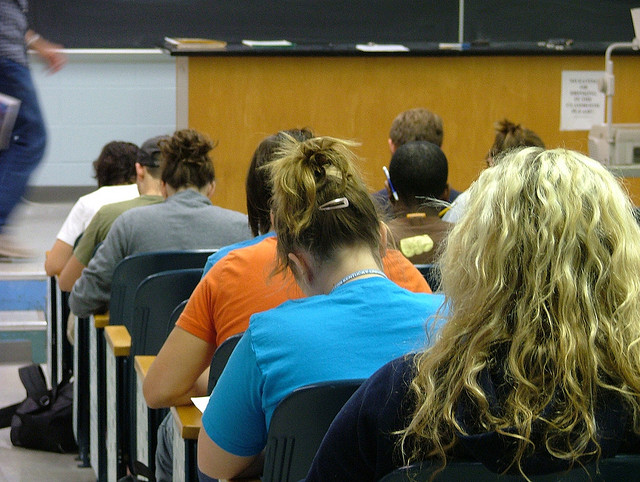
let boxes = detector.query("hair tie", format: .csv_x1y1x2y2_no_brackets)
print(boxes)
319,197,349,211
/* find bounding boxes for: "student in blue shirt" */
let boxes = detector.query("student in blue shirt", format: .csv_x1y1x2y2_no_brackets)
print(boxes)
197,135,446,480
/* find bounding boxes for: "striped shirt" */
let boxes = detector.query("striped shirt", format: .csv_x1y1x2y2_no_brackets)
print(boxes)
0,0,28,65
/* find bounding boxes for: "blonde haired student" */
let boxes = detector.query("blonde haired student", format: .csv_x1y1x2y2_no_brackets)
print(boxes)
306,147,640,480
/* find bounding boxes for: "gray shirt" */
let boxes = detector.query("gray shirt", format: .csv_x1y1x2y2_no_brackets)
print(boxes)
69,189,251,317
0,0,29,65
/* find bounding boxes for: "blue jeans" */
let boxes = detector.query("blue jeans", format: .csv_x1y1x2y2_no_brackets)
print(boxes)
0,58,46,230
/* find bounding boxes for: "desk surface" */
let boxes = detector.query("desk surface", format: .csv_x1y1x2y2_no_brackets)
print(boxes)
104,325,131,357
171,404,201,440
134,355,156,380
94,313,109,329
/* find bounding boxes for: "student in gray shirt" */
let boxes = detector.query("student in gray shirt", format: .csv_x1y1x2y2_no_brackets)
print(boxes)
69,128,251,317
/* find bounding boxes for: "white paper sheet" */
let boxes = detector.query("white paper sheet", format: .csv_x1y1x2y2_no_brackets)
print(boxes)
560,71,605,131
191,396,210,413
356,43,409,52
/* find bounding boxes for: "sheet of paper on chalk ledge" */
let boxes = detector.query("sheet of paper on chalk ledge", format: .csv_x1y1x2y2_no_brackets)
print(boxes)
356,43,409,52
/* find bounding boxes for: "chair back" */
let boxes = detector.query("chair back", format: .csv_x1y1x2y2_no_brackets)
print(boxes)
166,299,189,339
109,249,215,327
126,268,203,475
378,454,640,481
131,268,203,355
263,379,364,482
414,263,440,292
207,333,244,393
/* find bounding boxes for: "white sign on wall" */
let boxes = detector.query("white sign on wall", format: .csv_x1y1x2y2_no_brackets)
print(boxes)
560,71,605,131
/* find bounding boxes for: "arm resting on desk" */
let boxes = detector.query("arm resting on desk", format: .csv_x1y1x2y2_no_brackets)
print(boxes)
143,326,215,408
45,239,73,277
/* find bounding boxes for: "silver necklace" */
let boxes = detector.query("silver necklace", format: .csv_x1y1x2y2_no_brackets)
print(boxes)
331,269,387,292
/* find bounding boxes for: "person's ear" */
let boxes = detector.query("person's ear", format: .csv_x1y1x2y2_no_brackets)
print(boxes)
440,183,450,202
388,138,397,154
288,251,314,292
206,180,216,198
135,162,145,180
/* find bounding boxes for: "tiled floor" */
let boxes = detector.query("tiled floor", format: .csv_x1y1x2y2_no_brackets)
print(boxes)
0,198,72,278
0,199,95,481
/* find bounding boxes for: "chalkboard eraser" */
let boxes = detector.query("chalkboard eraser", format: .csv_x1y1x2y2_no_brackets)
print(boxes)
471,39,490,47
164,37,227,51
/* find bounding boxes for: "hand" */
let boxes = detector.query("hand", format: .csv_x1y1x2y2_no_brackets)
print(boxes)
32,38,67,73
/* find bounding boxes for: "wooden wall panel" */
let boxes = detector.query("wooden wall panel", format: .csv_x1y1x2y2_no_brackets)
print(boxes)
188,55,640,213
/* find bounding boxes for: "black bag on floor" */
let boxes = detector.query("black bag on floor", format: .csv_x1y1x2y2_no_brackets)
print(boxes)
0,364,77,453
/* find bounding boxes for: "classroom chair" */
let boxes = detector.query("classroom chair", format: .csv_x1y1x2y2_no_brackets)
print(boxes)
207,332,244,393
414,263,441,292
90,249,214,481
166,298,188,339
378,454,640,481
173,331,245,481
105,268,204,480
262,379,364,482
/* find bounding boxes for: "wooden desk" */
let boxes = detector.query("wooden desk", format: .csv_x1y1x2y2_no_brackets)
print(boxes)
90,313,109,481
135,355,158,476
72,315,91,469
171,404,201,482
105,324,130,481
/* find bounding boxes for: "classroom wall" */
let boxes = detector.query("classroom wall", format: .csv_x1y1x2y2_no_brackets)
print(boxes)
28,51,176,188
185,54,640,211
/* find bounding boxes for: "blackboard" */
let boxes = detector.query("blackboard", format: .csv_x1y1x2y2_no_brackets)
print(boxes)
465,0,637,45
28,1,458,49
28,0,639,51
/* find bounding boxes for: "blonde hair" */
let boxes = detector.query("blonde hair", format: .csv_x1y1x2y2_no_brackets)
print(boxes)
267,135,381,271
400,147,640,477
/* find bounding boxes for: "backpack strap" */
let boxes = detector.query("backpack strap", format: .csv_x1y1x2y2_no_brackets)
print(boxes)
132,460,156,481
0,401,21,428
18,364,50,406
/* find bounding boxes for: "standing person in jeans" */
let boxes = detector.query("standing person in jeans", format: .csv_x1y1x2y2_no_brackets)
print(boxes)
0,0,66,258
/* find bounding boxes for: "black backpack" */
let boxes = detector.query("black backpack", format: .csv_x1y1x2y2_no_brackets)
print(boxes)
0,364,77,453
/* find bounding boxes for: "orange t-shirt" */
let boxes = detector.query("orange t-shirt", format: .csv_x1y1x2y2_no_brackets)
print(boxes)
176,236,431,347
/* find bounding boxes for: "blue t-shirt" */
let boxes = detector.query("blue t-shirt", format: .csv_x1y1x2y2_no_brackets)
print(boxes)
201,276,446,456
202,232,275,275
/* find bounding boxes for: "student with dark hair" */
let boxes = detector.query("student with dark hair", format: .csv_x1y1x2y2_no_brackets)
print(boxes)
442,118,545,223
44,141,140,276
306,148,640,481
68,128,251,317
57,136,168,292
92,140,140,187
386,141,452,264
374,108,459,215
196,136,445,481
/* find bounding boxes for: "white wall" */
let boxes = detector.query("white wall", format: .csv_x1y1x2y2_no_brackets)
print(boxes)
28,50,176,187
